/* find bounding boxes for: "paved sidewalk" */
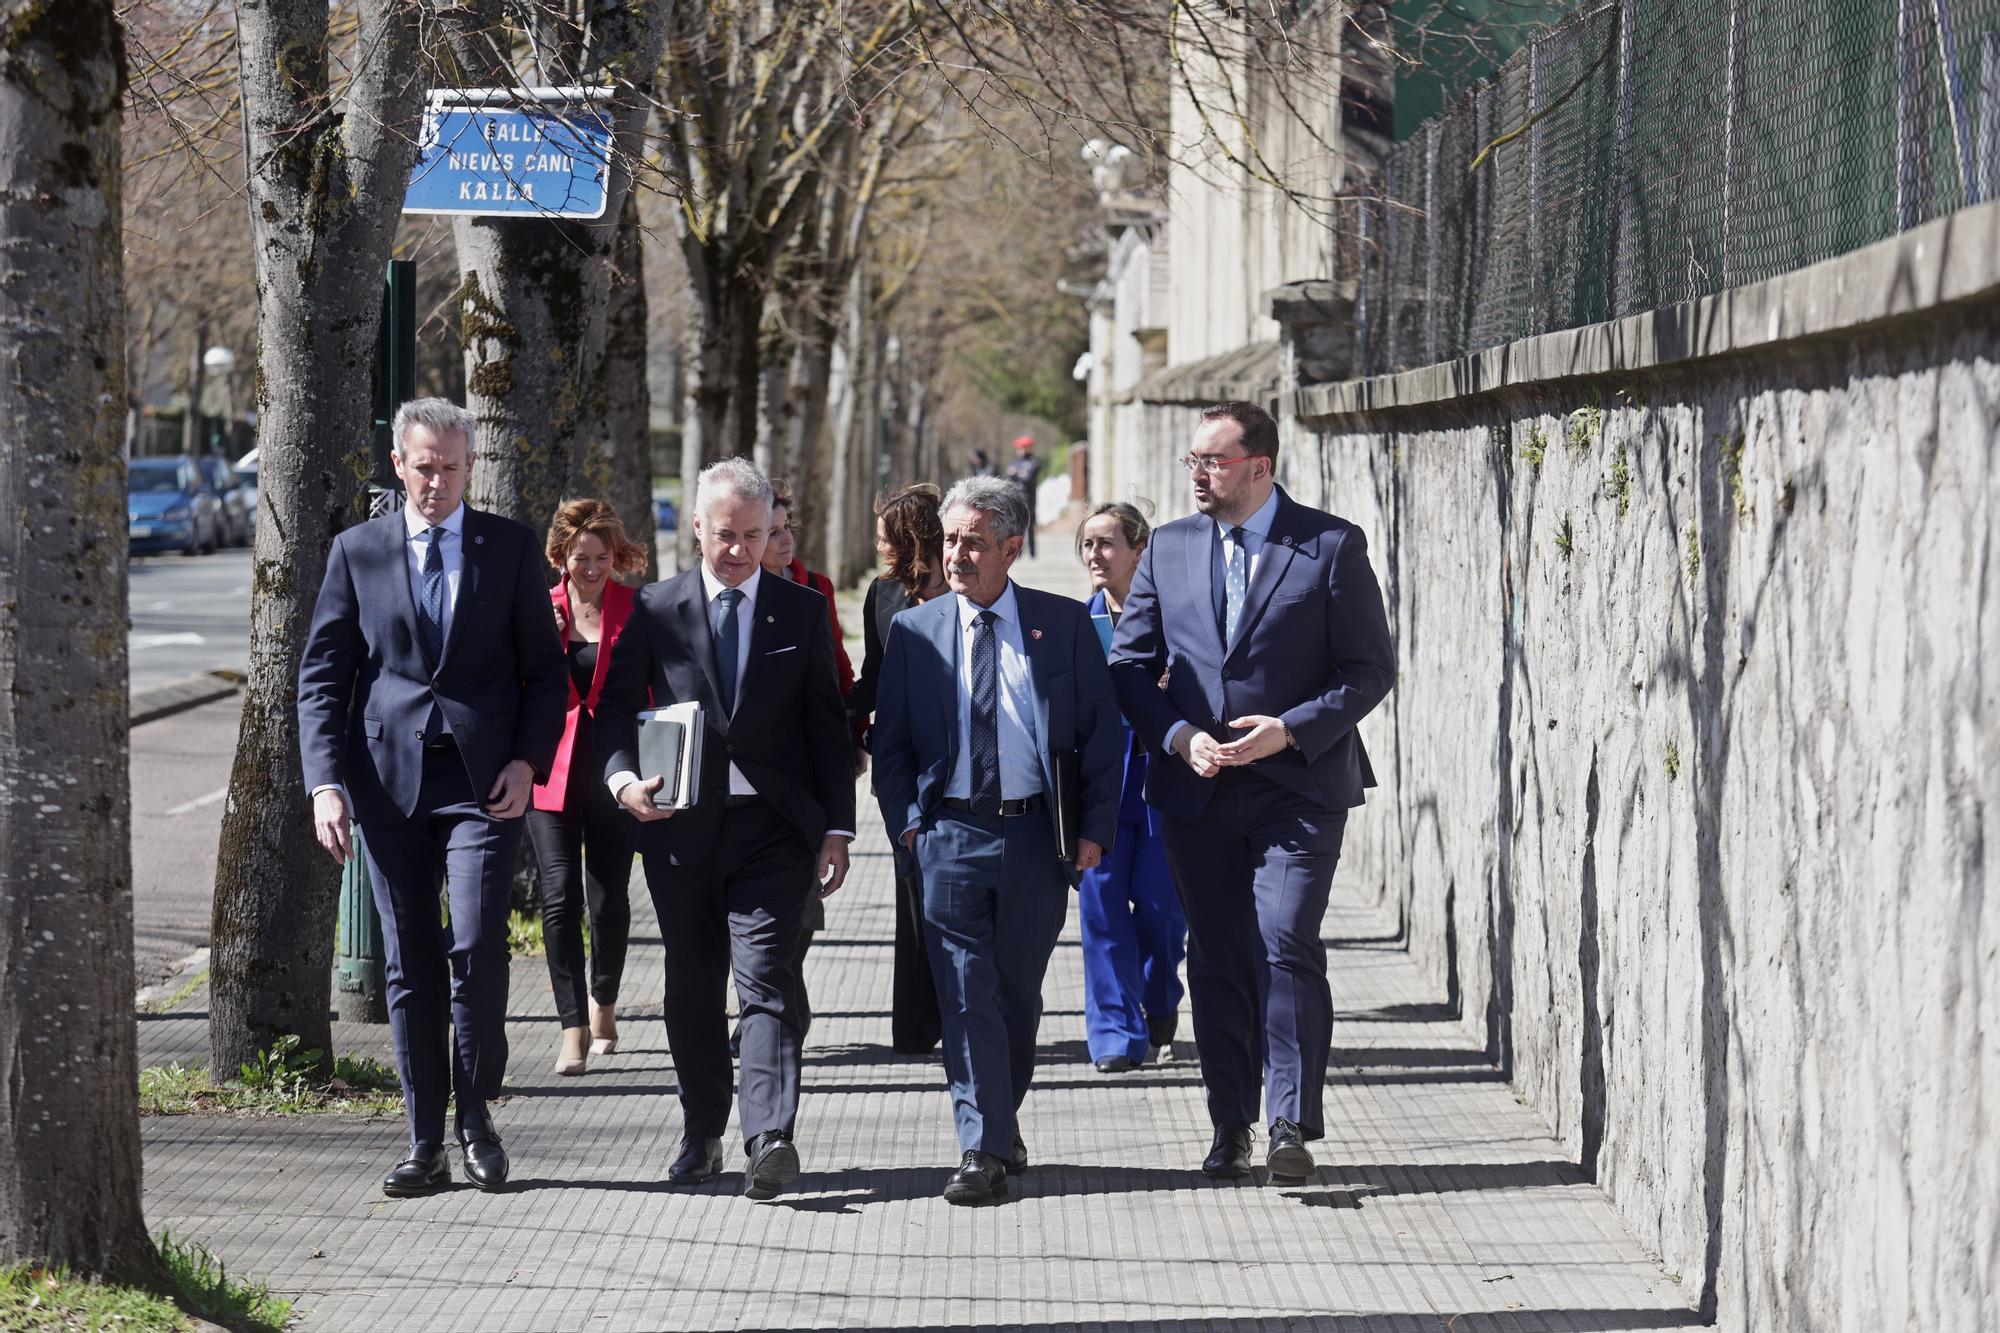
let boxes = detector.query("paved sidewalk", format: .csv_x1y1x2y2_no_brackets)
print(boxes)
138,531,1697,1331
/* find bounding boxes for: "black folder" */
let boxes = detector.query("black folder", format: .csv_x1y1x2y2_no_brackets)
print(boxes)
636,701,703,809
1050,748,1083,863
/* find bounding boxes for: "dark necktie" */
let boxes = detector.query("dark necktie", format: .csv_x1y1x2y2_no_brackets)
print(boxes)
969,609,1001,816
418,528,446,737
714,587,743,716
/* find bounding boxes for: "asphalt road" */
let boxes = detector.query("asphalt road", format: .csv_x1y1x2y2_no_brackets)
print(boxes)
130,694,239,988
129,546,253,692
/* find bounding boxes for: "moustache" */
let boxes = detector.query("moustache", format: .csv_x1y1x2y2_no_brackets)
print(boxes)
949,563,978,576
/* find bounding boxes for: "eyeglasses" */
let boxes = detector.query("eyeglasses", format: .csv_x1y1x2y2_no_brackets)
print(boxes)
1180,453,1256,476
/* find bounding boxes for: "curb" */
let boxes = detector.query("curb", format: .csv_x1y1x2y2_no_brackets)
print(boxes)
131,667,244,727
137,947,211,1011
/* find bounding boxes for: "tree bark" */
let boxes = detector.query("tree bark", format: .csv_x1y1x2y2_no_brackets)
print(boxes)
210,0,430,1078
595,192,656,582
0,0,157,1282
448,0,665,535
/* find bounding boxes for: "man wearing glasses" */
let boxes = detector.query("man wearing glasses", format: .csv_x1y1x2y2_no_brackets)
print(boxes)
1106,400,1395,1184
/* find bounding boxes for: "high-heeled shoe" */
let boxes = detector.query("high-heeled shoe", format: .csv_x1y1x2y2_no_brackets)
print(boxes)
554,1025,588,1076
589,1000,618,1056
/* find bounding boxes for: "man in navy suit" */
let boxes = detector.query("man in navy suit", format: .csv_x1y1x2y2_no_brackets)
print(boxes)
595,457,855,1201
1108,400,1395,1183
872,476,1125,1204
299,397,567,1197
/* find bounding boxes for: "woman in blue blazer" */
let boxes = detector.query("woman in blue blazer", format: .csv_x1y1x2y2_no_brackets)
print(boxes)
1076,502,1187,1071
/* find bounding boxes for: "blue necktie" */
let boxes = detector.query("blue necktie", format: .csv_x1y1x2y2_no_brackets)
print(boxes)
969,610,1001,816
1223,525,1248,645
714,587,743,716
418,528,446,737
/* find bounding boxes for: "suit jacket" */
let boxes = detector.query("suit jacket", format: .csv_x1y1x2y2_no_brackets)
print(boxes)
595,566,856,861
297,505,568,822
871,582,1125,859
532,577,638,813
1086,588,1162,837
1107,487,1395,820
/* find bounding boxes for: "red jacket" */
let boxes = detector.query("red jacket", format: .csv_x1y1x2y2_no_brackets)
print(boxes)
787,559,855,698
532,577,637,812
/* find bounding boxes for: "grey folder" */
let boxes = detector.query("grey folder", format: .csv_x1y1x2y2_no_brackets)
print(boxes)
636,701,703,809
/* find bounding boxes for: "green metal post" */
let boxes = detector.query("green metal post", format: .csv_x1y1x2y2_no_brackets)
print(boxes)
333,260,417,1024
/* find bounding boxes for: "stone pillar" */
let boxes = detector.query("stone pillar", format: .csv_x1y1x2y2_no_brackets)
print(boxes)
1264,279,1358,466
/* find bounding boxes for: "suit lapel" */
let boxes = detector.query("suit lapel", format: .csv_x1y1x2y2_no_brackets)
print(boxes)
1182,521,1226,661
1225,492,1302,661
1016,586,1059,793
672,570,726,727
733,577,780,719
437,507,484,671
928,595,962,769
585,579,632,709
382,512,427,666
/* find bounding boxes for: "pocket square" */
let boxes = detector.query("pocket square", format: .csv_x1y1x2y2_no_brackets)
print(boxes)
765,644,799,656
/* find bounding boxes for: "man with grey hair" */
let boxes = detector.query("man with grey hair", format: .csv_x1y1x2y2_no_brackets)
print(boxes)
597,455,856,1200
299,396,567,1197
871,474,1125,1203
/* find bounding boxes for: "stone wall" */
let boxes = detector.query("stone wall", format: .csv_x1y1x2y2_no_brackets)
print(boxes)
1284,211,2000,1327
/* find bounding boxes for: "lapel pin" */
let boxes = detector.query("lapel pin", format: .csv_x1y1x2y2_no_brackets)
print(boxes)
1030,628,1043,639
766,614,775,623
474,534,485,545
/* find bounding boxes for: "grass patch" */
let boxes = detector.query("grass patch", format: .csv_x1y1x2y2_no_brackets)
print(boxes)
0,1233,288,1332
141,1038,401,1118
1721,430,1749,518
1606,448,1632,517
1554,514,1574,560
508,908,545,957
142,969,208,1015
1684,523,1702,582
1518,425,1548,471
1565,404,1602,455
1664,741,1682,782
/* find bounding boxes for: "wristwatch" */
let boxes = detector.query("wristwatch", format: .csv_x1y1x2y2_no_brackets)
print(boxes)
1281,721,1300,751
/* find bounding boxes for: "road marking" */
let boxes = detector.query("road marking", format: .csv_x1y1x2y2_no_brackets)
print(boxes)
165,786,229,816
131,632,206,650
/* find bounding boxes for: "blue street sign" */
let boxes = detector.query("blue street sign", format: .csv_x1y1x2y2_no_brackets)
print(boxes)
405,101,612,219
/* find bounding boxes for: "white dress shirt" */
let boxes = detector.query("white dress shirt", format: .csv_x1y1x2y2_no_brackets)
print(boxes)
1164,485,1281,757
609,564,852,840
947,583,1044,801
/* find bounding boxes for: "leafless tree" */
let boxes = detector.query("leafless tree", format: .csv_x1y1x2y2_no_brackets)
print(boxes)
0,0,160,1281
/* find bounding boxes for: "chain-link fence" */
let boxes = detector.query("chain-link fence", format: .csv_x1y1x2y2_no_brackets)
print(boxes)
1345,0,2000,376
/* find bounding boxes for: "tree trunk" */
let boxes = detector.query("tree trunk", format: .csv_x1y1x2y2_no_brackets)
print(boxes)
596,193,656,583
679,264,764,545
0,0,157,1282
210,0,430,1078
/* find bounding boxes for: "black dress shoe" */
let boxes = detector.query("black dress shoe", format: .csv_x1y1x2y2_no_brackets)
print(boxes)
1146,1011,1178,1049
1266,1118,1314,1181
1008,1133,1028,1176
1094,1054,1137,1073
743,1130,799,1200
382,1145,449,1198
456,1111,509,1192
667,1135,723,1185
942,1150,1008,1205
1202,1123,1253,1178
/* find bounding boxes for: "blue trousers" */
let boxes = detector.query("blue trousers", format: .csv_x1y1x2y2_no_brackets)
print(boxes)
359,747,521,1151
914,807,1068,1158
1161,771,1346,1139
1077,816,1185,1063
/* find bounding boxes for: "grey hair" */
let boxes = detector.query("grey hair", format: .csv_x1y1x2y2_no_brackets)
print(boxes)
694,456,773,520
391,397,476,455
941,475,1031,544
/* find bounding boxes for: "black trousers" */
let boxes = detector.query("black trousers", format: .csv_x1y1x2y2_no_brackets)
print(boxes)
891,844,942,1053
643,799,815,1143
359,746,520,1151
525,778,635,1030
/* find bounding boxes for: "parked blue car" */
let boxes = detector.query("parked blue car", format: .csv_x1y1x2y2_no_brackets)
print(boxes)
129,455,225,556
652,496,678,532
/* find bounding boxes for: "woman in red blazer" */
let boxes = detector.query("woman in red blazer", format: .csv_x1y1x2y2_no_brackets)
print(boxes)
528,499,650,1076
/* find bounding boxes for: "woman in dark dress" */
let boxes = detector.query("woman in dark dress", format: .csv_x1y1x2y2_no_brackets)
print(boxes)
848,484,948,1054
528,499,650,1075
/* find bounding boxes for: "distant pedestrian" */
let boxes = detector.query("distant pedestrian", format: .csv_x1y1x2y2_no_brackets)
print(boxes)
968,448,995,479
596,456,855,1200
1003,434,1041,557
872,476,1125,1204
298,397,567,1198
528,499,651,1078
1074,501,1186,1073
1107,400,1395,1184
847,484,949,1054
